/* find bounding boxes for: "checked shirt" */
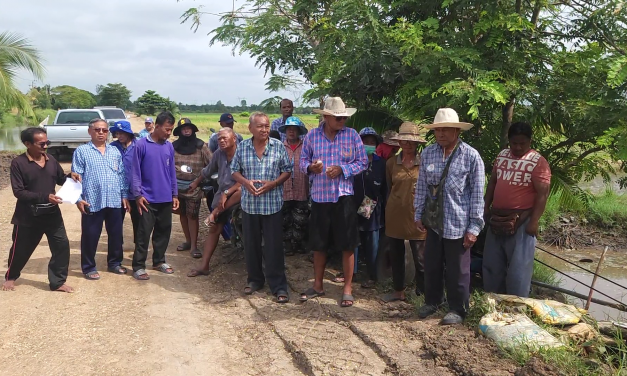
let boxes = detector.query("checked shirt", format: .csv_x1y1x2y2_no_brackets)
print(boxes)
231,137,293,215
72,142,128,212
414,140,485,239
300,123,368,203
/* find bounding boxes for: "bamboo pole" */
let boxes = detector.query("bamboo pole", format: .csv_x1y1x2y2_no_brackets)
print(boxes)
531,280,627,312
585,246,609,311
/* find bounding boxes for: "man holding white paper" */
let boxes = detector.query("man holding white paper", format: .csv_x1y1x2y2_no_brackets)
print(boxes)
72,118,130,280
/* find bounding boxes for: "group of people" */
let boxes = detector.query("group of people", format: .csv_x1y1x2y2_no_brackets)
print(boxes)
3,96,551,326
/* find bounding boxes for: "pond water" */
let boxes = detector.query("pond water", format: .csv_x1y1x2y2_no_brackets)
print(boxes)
538,245,627,321
0,126,26,151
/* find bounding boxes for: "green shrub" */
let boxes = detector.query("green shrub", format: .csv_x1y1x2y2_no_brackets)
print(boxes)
240,111,250,117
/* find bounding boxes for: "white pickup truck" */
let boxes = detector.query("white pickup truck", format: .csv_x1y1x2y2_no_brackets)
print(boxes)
45,108,127,158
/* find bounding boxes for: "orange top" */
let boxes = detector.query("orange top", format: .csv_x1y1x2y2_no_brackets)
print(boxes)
492,149,551,210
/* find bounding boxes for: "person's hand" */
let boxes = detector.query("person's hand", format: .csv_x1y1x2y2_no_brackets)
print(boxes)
415,220,426,232
242,180,258,195
255,180,276,195
76,200,90,215
137,196,149,215
326,166,342,179
48,194,63,205
122,198,130,213
69,172,82,183
526,220,539,237
172,197,180,211
218,192,228,211
188,180,199,192
308,160,323,174
463,232,477,250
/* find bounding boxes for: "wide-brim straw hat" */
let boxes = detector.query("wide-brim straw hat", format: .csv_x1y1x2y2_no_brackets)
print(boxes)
390,122,427,143
312,97,357,117
381,130,400,147
422,108,473,131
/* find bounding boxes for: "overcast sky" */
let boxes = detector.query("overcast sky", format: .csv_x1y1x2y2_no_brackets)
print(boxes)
1,0,300,106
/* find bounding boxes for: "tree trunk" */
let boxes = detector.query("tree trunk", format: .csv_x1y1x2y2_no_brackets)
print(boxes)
501,98,515,148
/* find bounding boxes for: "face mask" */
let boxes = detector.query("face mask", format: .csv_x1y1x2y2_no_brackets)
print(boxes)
364,145,376,155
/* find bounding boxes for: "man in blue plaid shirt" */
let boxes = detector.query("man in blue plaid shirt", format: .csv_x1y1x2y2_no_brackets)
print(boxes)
414,108,485,325
231,112,292,303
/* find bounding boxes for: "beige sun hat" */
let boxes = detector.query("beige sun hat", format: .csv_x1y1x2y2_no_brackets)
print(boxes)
312,97,357,117
422,108,473,131
390,122,427,143
381,130,400,146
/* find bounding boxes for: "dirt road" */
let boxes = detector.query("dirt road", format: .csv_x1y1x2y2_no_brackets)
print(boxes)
0,121,529,376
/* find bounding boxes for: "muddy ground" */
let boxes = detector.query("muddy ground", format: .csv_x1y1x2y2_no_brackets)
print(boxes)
0,120,555,376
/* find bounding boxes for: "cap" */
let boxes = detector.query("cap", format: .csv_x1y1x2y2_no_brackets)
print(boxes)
145,117,154,123
219,113,236,123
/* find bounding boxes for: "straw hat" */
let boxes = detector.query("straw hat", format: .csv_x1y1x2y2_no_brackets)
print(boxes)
422,108,473,131
390,122,426,143
312,97,357,117
381,130,400,146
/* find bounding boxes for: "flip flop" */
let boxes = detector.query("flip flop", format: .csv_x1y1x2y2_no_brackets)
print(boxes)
107,265,128,275
341,294,355,308
84,271,100,280
380,293,406,303
243,283,263,295
190,249,202,259
177,242,191,251
331,273,345,283
187,269,210,277
299,287,325,302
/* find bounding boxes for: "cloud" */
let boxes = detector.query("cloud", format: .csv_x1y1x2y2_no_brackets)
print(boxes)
1,0,302,106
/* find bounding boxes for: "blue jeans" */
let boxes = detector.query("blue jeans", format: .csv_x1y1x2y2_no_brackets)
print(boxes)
482,219,536,297
354,230,380,281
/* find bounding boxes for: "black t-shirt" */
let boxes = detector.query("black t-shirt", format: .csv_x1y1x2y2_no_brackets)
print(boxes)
353,155,387,231
10,153,67,226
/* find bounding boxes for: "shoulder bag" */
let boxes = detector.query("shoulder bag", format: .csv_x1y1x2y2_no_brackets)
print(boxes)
421,143,460,233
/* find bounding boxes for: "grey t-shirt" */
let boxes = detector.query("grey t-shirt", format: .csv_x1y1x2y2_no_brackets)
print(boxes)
202,149,236,209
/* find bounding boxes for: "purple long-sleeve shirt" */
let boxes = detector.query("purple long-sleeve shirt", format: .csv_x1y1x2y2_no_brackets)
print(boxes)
131,136,178,203
300,123,368,203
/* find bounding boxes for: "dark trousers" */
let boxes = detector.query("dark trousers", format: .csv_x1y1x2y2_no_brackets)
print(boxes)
389,237,426,292
354,230,379,280
121,200,140,245
132,202,172,272
5,222,70,290
424,229,470,316
81,207,124,274
242,211,287,295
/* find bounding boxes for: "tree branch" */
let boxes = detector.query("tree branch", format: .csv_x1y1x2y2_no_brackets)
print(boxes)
564,146,604,170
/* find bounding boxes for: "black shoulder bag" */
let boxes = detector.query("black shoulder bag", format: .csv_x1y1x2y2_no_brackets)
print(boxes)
421,143,460,233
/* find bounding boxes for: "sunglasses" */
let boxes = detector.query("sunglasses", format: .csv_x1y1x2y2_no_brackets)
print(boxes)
93,128,109,134
35,140,52,147
335,116,348,121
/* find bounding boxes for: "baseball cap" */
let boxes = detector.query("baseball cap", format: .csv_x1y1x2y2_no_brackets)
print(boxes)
219,113,236,123
145,117,154,123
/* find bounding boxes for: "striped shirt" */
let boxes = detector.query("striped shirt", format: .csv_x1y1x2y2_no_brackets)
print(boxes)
414,140,485,239
300,123,368,203
72,142,128,212
230,137,293,215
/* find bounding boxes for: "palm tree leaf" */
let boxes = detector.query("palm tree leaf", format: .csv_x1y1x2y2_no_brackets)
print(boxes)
0,31,45,81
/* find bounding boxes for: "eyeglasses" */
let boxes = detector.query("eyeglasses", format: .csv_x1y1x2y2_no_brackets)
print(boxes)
35,140,51,147
93,128,109,134
335,116,348,121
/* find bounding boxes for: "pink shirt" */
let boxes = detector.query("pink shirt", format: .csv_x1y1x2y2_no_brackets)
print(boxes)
492,149,551,210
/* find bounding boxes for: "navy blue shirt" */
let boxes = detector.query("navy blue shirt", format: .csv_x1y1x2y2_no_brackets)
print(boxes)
353,154,387,231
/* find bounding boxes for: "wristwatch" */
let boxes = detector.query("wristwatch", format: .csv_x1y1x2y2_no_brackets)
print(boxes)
224,189,230,196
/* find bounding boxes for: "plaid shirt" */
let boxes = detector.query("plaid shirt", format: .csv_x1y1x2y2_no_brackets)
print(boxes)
414,140,485,239
231,137,293,215
283,141,308,201
72,142,128,212
300,123,368,203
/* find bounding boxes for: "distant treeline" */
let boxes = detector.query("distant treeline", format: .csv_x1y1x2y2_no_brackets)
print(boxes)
176,102,314,114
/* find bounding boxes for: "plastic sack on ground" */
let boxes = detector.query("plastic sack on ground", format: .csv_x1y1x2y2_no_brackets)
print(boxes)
492,294,585,325
479,296,564,350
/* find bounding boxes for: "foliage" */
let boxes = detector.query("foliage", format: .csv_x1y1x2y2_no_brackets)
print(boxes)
96,83,132,109
240,111,250,118
0,31,45,121
50,85,96,109
134,90,172,116
259,95,284,113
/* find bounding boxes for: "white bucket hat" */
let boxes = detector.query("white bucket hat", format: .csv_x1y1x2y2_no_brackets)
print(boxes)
390,122,426,143
312,97,357,117
423,108,473,131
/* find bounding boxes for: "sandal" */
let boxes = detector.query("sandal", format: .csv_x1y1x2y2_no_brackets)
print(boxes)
331,273,345,283
299,287,325,302
243,283,263,295
177,242,191,251
133,269,150,280
190,249,202,259
276,291,289,304
153,263,174,274
84,271,100,280
340,294,355,308
107,265,128,275
187,269,210,277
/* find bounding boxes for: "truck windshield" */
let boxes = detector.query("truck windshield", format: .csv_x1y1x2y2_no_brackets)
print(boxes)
100,109,126,120
55,111,102,124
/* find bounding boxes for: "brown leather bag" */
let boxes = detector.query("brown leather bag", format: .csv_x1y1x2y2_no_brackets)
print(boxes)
489,208,531,236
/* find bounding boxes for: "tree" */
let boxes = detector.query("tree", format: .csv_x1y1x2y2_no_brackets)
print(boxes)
50,85,96,109
134,90,169,116
0,31,45,120
96,83,132,108
240,99,247,107
259,96,282,113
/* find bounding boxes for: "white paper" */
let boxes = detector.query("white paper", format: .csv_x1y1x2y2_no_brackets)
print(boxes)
56,178,83,204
